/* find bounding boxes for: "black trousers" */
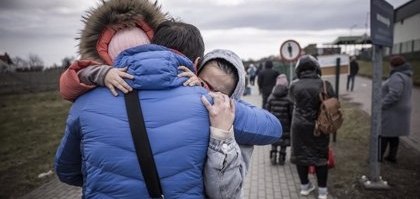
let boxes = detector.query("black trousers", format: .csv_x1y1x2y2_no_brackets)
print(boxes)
347,75,356,91
250,76,256,85
262,93,269,109
380,136,399,160
296,165,328,187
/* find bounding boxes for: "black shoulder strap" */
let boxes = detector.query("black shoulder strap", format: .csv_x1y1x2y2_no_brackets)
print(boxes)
124,91,164,198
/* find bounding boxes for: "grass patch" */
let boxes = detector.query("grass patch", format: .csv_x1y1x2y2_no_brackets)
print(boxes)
0,91,71,198
358,60,420,86
329,100,420,198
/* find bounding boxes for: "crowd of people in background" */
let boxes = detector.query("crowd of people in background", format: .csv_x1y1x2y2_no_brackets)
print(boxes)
242,52,413,199
243,56,334,199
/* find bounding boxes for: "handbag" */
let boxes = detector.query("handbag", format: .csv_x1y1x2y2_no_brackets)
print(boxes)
124,91,164,198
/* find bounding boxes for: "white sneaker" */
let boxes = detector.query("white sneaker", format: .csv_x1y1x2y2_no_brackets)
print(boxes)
300,183,315,195
318,187,328,199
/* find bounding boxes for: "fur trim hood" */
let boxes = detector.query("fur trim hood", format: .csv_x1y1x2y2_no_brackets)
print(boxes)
78,0,167,64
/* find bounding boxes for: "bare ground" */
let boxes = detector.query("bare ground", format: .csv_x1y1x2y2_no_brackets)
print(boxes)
328,101,420,199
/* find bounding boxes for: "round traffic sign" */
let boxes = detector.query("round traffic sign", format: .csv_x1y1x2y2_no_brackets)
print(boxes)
280,40,301,62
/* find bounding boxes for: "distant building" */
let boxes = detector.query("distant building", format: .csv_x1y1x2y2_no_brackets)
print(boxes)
0,53,15,73
392,0,420,55
303,44,341,57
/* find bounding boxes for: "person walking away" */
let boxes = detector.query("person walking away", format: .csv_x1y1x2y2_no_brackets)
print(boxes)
346,56,359,91
258,60,280,108
289,55,335,199
380,55,413,163
247,64,257,86
266,74,293,165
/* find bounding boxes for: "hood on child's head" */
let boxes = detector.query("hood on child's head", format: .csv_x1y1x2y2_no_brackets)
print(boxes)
198,49,245,100
79,0,167,65
276,74,288,86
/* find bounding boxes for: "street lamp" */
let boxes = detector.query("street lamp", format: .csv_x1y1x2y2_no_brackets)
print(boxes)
365,12,370,36
349,24,357,54
350,24,357,36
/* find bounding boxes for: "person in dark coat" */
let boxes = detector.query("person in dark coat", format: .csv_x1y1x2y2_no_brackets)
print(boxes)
266,74,293,165
380,55,413,163
346,56,359,91
289,55,335,199
258,60,280,108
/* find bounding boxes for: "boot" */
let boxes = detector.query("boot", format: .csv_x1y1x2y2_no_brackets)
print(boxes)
270,150,277,165
386,137,399,163
278,152,286,165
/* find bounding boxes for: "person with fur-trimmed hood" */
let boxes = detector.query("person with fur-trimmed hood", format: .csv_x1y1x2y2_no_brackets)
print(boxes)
59,0,166,101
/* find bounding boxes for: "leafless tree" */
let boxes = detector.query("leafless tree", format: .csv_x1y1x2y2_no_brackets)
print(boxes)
61,56,75,69
12,56,29,69
28,54,44,70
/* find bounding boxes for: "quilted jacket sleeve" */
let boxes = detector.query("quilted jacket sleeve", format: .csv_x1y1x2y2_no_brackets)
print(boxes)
54,108,83,187
59,60,102,102
233,100,282,145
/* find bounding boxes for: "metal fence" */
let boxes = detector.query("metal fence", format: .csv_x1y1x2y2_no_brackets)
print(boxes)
0,68,65,95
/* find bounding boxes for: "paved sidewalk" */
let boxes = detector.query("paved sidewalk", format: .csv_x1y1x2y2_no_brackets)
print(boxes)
242,85,322,199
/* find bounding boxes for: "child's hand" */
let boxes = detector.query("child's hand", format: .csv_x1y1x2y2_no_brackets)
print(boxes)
104,67,134,96
177,66,202,87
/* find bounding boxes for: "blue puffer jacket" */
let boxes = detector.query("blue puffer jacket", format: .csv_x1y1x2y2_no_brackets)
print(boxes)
55,45,281,198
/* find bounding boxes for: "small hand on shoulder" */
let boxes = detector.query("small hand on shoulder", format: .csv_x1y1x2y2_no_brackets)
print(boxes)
104,67,134,96
177,66,203,87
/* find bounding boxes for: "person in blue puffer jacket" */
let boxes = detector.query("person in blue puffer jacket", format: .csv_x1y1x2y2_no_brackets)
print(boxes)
55,20,281,199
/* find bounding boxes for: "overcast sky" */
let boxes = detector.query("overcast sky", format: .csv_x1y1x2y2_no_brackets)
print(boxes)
0,0,410,67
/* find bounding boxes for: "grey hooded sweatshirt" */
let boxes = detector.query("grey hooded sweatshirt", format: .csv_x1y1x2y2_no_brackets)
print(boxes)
200,49,253,199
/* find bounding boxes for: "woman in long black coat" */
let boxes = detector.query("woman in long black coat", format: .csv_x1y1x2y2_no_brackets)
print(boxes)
289,55,335,199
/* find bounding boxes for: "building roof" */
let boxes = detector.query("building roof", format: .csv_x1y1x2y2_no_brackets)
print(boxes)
331,34,371,45
0,53,13,65
394,0,420,23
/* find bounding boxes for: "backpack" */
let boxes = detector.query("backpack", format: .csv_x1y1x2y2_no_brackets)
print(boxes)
314,81,343,136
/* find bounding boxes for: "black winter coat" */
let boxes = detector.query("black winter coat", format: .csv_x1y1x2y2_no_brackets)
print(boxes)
257,68,280,95
289,71,335,166
349,60,359,76
266,85,293,136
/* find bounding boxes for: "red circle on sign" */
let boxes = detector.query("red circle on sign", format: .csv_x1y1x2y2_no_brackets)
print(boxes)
280,40,302,62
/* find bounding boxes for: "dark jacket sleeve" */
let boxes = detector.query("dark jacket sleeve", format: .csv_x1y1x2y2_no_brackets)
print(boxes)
257,73,263,90
288,100,294,123
265,95,273,111
233,99,282,145
54,110,83,187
